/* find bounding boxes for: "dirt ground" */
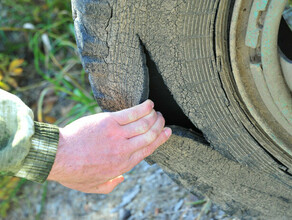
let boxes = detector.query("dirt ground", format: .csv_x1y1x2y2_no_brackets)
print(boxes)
3,161,239,220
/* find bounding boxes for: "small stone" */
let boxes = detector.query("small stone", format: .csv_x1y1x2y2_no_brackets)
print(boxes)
23,23,35,30
154,208,161,216
41,33,52,51
112,185,141,212
143,202,154,213
174,199,184,212
216,210,226,219
120,185,141,207
119,209,131,220
172,186,179,191
145,174,155,182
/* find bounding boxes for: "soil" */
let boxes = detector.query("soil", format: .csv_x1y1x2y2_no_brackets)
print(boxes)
3,161,238,220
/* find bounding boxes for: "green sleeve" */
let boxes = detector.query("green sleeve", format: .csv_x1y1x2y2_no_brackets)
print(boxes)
0,89,59,183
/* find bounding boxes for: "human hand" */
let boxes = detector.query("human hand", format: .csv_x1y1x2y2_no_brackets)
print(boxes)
47,100,171,194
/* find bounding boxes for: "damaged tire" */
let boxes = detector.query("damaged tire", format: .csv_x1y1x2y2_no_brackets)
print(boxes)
72,0,292,218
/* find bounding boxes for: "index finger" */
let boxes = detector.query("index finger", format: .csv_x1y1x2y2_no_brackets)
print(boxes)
112,100,154,125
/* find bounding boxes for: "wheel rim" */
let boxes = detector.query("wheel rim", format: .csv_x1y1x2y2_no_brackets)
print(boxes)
230,0,292,168
280,5,292,92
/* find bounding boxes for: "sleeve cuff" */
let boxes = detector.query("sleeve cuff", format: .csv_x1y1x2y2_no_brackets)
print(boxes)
15,122,59,183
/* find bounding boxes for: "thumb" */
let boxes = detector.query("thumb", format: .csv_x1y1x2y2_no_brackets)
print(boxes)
95,175,124,194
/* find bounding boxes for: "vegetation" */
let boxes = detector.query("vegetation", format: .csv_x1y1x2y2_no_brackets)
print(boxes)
0,0,98,217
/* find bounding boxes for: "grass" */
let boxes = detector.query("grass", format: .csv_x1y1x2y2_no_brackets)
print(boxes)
0,0,99,123
0,0,98,218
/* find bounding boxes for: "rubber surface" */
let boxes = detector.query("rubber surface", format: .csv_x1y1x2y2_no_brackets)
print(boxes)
72,0,292,217
148,126,292,218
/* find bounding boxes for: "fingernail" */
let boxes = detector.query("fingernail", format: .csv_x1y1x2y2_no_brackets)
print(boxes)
164,127,172,137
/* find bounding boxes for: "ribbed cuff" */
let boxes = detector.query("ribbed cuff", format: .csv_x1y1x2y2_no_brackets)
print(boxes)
15,122,59,183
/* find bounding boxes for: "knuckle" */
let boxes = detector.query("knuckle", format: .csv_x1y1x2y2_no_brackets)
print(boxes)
145,102,153,113
140,118,150,132
128,110,137,122
141,101,152,115
148,110,157,123
148,130,158,142
158,114,165,125
162,131,169,141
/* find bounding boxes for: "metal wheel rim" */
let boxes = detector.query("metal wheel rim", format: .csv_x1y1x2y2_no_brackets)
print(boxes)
230,0,292,167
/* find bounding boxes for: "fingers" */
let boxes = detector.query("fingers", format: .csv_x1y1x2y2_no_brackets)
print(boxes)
128,127,172,170
122,109,158,138
128,112,166,149
112,100,154,125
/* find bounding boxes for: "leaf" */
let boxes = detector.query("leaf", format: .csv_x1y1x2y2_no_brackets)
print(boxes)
0,201,10,218
43,102,54,114
187,199,206,207
0,177,25,218
44,116,56,124
10,68,23,76
0,81,10,91
33,7,41,23
0,177,20,200
203,200,212,214
8,59,24,72
6,77,18,88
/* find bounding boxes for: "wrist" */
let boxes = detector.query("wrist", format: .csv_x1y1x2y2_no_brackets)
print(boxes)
47,127,65,181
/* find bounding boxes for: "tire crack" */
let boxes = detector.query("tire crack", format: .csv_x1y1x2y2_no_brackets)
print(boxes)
137,35,203,133
104,1,113,64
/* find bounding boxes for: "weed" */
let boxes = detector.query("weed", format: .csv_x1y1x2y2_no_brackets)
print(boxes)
0,56,25,91
1,0,98,123
0,176,27,218
0,0,99,217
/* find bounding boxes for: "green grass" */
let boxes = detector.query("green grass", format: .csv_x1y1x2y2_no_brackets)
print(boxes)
0,0,98,123
0,0,98,218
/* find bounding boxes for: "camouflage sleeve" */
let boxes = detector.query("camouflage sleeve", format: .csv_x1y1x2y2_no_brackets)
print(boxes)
0,89,59,183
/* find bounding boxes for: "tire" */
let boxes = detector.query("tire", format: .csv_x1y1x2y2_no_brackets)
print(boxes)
72,0,292,218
